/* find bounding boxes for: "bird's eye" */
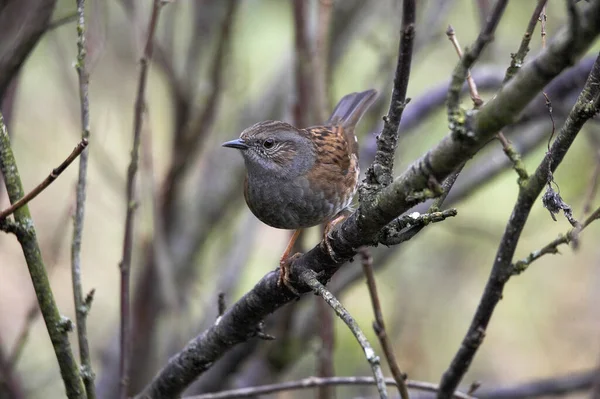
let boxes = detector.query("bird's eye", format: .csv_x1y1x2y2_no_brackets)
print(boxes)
263,138,275,149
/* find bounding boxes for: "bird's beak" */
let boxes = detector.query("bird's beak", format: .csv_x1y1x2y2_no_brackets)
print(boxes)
222,138,248,150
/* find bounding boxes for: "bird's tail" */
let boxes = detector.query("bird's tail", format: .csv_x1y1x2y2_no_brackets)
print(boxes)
326,89,378,130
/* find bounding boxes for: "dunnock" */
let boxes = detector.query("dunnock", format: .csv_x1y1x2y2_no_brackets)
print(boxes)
222,89,377,292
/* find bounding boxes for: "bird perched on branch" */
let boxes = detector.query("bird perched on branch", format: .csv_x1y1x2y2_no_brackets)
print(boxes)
222,89,377,293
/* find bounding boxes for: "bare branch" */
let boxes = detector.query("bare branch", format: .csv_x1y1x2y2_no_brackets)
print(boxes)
513,204,600,274
378,209,457,246
184,376,474,399
364,0,416,187
360,248,409,399
446,23,528,185
446,0,507,114
446,25,483,107
71,0,95,397
299,269,388,399
0,139,88,220
119,1,166,397
504,0,548,82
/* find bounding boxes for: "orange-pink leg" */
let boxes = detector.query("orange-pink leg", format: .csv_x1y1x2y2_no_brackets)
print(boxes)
279,229,302,294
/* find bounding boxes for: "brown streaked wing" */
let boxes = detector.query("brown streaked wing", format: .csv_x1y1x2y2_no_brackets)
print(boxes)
304,125,359,212
305,125,352,175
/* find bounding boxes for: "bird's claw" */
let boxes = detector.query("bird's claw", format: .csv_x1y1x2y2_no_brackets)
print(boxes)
279,252,302,296
323,232,343,263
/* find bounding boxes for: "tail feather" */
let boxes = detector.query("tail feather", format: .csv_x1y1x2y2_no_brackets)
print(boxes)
326,89,378,129
326,89,377,157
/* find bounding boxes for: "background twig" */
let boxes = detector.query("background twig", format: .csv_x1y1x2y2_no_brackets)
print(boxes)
119,1,165,397
360,247,409,399
71,2,95,395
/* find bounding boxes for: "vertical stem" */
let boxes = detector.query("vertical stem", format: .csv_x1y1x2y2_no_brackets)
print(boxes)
364,0,416,188
119,1,164,398
360,248,410,399
72,0,96,397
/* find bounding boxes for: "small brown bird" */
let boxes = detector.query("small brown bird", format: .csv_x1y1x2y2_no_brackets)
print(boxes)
222,89,377,291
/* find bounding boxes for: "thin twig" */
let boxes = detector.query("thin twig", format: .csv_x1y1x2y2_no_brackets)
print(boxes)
71,0,95,397
438,51,600,399
360,248,409,399
378,208,458,246
0,115,85,399
364,0,416,187
513,204,600,274
446,0,508,115
504,0,548,82
0,139,88,220
184,376,474,399
446,25,483,107
118,1,165,398
540,4,547,48
445,15,528,184
299,269,388,399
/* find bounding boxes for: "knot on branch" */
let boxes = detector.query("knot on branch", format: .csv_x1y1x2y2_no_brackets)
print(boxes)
449,108,478,142
57,316,74,334
79,364,96,384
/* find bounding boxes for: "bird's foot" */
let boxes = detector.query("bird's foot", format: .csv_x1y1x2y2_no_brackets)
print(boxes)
279,252,302,296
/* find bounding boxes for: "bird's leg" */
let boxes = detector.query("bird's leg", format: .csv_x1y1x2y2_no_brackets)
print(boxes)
279,229,302,294
323,209,352,263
